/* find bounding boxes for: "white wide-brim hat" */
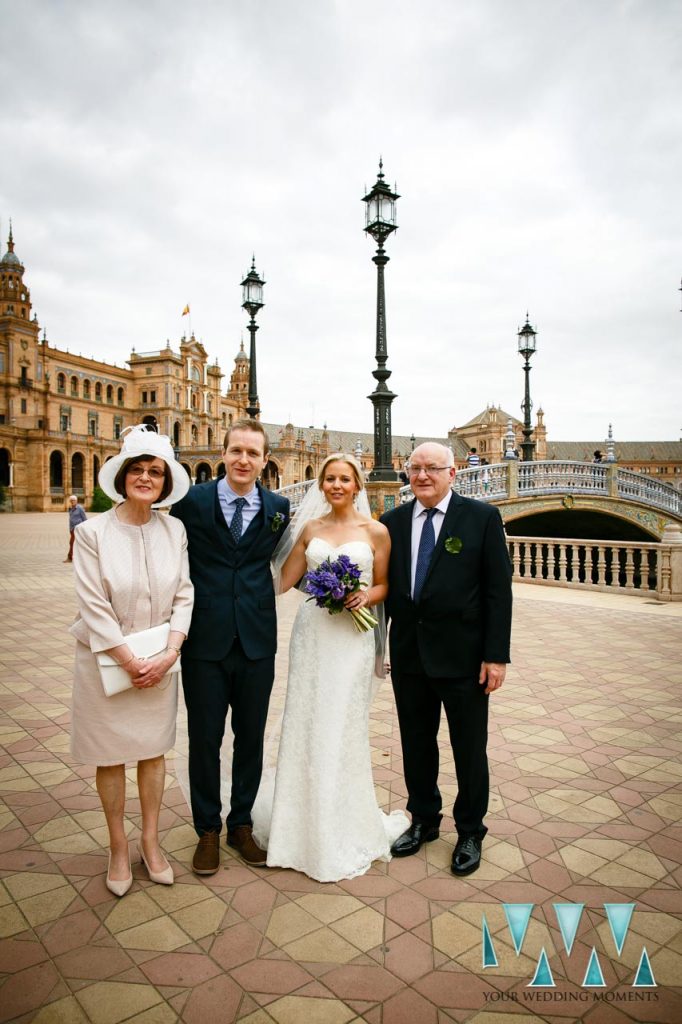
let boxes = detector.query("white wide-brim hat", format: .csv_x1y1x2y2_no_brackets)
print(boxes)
98,424,190,508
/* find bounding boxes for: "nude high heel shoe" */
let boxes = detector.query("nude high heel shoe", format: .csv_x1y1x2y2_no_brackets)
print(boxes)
138,842,174,885
106,850,133,897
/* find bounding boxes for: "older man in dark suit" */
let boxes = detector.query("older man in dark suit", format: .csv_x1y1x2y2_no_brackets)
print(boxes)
171,419,289,874
381,442,512,875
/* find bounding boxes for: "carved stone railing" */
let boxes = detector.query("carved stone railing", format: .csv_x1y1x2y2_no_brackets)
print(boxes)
277,480,315,512
507,533,682,600
396,461,682,518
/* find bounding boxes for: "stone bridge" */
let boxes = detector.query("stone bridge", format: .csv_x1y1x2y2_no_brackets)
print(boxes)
443,461,682,541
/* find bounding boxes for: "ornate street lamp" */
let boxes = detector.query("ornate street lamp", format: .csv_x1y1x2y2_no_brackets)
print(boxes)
241,257,265,419
517,314,537,462
362,159,400,482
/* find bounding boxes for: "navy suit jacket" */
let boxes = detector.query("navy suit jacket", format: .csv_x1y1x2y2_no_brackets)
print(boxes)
381,492,512,678
170,480,289,661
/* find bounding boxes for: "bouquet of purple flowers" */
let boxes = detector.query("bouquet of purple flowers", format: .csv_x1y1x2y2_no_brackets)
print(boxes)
303,553,379,633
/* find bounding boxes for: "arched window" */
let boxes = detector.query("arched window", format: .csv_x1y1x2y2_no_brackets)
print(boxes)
57,373,66,394
207,427,213,447
95,382,102,402
262,460,280,490
71,452,84,492
93,454,100,486
173,421,181,447
49,450,64,489
305,465,314,480
191,393,197,410
106,384,114,404
117,386,124,406
191,424,198,444
196,462,212,483
70,375,79,397
83,379,91,399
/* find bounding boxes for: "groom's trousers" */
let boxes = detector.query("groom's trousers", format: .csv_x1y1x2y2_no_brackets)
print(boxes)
392,670,489,839
182,640,275,836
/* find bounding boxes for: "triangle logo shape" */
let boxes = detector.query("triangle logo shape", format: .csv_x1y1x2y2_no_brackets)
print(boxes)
528,947,555,988
633,947,657,987
604,902,635,956
582,947,606,987
482,914,498,968
553,902,584,955
503,903,534,956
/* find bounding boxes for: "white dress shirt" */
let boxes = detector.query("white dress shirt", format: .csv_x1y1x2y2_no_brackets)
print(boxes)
410,491,452,596
217,477,261,534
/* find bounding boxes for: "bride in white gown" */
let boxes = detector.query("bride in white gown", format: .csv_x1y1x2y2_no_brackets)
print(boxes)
252,453,408,882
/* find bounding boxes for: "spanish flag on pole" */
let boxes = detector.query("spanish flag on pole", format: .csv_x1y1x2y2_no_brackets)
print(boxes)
182,304,190,316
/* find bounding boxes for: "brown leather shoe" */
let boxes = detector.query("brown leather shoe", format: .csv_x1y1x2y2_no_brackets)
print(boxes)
227,825,267,867
192,831,220,875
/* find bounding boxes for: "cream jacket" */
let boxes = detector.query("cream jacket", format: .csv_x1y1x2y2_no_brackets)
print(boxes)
69,508,194,652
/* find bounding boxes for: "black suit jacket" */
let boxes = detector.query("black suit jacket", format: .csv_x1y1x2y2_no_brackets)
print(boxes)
170,480,289,661
381,492,512,678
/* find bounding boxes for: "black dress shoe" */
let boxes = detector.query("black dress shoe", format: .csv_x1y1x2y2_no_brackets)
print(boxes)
390,823,440,857
451,836,482,876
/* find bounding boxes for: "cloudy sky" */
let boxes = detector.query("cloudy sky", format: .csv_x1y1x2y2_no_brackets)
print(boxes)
2,0,680,442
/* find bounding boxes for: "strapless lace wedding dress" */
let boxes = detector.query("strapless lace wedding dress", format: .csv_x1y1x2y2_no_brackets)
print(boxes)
252,538,408,882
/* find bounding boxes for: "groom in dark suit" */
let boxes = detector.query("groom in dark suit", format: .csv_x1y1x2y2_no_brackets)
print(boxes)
381,442,512,875
171,419,289,874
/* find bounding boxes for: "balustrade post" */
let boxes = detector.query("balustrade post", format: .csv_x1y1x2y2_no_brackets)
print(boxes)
657,523,682,601
507,459,518,498
606,463,618,497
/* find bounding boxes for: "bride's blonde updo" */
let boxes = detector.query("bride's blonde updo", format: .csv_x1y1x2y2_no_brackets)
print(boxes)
317,452,365,493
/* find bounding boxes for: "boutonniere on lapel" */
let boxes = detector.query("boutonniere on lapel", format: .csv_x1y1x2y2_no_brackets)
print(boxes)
271,512,288,533
445,535,463,555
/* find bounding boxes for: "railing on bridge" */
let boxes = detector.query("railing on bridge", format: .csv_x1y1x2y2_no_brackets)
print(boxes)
276,480,317,512
396,460,682,517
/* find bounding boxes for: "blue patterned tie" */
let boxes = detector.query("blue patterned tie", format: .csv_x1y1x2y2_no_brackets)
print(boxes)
413,508,437,602
230,497,247,543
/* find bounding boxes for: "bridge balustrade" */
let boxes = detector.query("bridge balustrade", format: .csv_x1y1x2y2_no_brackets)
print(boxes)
508,535,662,596
616,467,682,514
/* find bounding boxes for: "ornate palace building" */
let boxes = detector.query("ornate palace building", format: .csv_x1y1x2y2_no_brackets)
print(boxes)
1,229,680,510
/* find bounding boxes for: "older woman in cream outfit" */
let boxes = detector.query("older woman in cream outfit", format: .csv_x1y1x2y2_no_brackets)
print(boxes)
70,426,193,896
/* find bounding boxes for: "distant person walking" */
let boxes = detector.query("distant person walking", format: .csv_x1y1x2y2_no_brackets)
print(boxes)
592,450,603,464
64,495,87,563
466,448,481,467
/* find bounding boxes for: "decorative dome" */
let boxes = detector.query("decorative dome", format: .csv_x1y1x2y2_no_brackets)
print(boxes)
1,224,21,267
235,340,248,363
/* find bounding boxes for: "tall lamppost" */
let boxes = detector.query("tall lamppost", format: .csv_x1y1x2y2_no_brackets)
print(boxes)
517,314,537,462
362,160,400,482
241,257,265,419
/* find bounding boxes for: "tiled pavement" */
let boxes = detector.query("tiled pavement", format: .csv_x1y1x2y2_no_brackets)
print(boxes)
1,513,681,1024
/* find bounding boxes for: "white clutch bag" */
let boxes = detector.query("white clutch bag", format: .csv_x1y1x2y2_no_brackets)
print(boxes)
96,623,180,697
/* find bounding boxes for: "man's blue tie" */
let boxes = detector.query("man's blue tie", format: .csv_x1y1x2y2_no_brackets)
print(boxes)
413,508,437,603
230,497,247,543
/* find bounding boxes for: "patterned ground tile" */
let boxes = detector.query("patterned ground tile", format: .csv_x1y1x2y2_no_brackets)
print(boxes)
1,515,682,1023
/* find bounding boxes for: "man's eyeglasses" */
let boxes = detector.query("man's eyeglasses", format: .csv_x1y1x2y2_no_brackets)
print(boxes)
406,465,452,477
